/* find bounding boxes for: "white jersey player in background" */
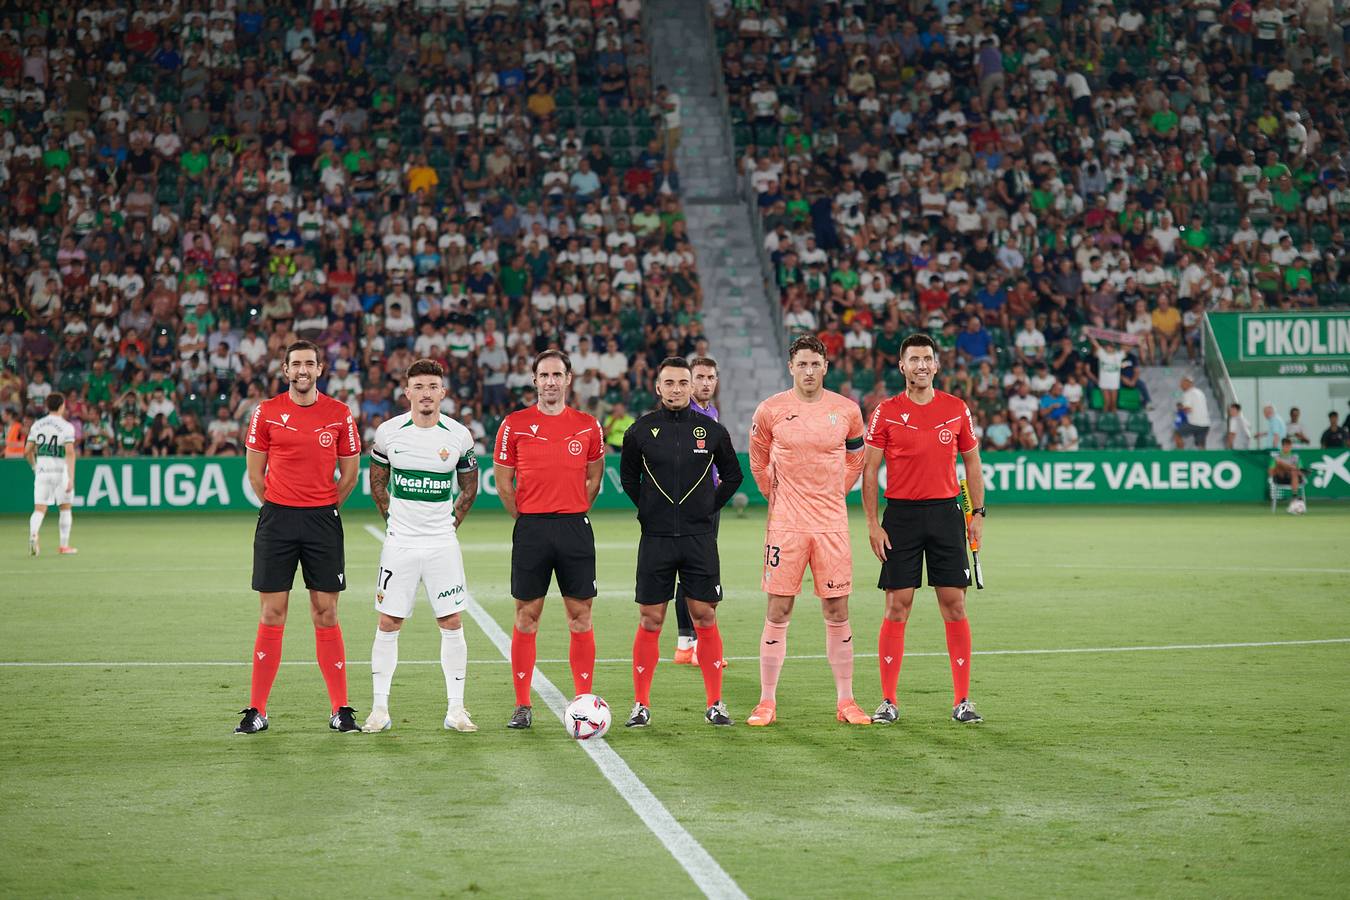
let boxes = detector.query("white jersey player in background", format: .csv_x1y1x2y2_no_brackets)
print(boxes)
363,359,480,734
25,392,77,556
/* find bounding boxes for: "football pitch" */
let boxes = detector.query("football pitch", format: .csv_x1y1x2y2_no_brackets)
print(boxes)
2,504,1347,898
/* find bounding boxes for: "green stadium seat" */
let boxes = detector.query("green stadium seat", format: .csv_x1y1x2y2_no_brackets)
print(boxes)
1134,431,1160,449
1105,432,1130,450
556,109,577,129
1096,413,1122,435
606,109,631,128
581,108,604,128
578,88,600,107
608,128,633,148
1073,411,1094,434
634,127,657,147
555,87,576,107
610,149,633,168
1310,224,1332,246
583,129,605,147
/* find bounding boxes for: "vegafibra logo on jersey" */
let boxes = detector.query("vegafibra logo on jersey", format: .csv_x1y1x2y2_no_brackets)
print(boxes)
391,471,455,500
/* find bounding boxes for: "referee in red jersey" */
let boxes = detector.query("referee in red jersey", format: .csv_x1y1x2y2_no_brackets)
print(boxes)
235,340,362,734
862,334,986,725
493,350,606,729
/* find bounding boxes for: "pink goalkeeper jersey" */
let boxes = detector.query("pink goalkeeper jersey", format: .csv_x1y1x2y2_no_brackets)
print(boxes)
749,389,866,533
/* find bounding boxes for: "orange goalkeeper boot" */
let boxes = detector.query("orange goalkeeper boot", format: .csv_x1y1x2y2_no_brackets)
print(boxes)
746,701,776,726
836,698,872,725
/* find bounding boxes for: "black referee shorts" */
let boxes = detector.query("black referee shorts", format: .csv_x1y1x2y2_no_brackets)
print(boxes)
877,497,971,590
636,532,721,606
252,502,347,593
675,510,720,604
511,513,597,601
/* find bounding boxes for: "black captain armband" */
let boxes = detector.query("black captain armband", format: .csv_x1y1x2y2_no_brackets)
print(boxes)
845,435,864,451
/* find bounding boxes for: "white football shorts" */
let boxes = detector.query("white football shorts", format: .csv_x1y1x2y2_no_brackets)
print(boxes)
375,541,469,619
33,471,73,507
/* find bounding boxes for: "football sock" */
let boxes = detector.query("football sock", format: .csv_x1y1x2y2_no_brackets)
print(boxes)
944,618,973,705
58,510,72,546
676,635,695,651
249,623,285,716
29,510,44,539
440,626,467,710
758,619,789,703
693,624,725,706
632,627,660,706
674,593,694,639
825,619,855,701
314,624,348,713
510,627,536,706
370,628,399,709
878,618,907,703
569,629,596,697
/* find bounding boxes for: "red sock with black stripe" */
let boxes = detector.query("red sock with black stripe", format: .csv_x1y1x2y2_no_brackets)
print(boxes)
249,623,285,716
569,629,596,696
511,627,536,706
878,618,906,703
314,624,348,713
632,627,660,706
693,624,725,706
944,618,972,705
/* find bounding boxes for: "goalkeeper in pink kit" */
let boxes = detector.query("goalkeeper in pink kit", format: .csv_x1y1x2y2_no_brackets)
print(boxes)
746,335,870,726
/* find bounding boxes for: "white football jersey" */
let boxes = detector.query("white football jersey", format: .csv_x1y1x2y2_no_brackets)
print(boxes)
28,414,75,474
371,413,477,548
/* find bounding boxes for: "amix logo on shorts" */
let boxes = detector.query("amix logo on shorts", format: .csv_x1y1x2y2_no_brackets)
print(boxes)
390,469,455,502
437,585,465,600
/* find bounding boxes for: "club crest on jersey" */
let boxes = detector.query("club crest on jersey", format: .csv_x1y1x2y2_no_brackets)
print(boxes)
567,438,583,456
319,431,334,448
939,429,953,444
692,426,707,440
439,447,450,461
829,414,838,424
696,439,706,449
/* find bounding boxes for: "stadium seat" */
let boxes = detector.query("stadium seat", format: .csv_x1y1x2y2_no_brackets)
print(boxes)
1105,432,1131,450
1096,413,1122,436
1126,411,1153,436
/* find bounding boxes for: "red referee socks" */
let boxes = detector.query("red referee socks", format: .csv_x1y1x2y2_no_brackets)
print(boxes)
569,629,596,696
249,623,285,716
693,624,724,706
511,627,537,706
944,619,973,706
878,618,906,703
314,624,348,713
632,627,660,706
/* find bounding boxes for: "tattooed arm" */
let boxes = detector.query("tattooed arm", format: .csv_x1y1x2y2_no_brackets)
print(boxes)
453,468,479,529
370,461,390,520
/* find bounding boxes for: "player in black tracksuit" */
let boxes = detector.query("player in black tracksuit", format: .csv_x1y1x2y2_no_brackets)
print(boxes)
619,358,744,727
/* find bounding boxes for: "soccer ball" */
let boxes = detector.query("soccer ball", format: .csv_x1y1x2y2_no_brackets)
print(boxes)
564,694,611,740
1288,498,1306,516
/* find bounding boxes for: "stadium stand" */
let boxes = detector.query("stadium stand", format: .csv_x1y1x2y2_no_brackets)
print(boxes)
714,0,1350,450
0,0,703,457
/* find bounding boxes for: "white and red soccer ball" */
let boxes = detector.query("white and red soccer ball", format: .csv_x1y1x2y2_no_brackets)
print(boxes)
565,693,611,740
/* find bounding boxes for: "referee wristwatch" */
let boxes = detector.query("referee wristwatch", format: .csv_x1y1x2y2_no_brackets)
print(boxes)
970,507,986,517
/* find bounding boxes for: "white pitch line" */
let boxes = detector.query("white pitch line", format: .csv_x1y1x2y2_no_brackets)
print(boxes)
4,637,1347,668
1005,562,1350,575
365,528,746,900
359,524,636,554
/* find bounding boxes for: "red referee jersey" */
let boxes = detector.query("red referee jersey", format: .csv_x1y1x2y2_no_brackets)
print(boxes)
246,392,360,507
864,390,977,500
494,405,604,514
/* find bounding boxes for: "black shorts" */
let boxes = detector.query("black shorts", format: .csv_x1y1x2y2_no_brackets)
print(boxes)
252,502,347,593
636,532,721,606
511,513,597,600
675,510,720,603
877,497,970,590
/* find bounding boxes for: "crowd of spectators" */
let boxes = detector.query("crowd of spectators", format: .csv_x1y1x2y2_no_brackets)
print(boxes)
0,0,704,459
720,0,1350,451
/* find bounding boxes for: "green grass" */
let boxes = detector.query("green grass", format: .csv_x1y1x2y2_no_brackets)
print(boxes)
2,505,1348,898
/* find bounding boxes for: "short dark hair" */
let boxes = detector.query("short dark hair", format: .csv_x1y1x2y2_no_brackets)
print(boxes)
689,356,718,371
656,356,691,376
533,349,572,374
285,340,322,365
900,333,939,357
46,392,65,413
789,334,827,361
407,358,444,380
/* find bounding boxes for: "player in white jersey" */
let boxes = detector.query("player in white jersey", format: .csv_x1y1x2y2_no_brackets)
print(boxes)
25,393,78,556
363,359,481,734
